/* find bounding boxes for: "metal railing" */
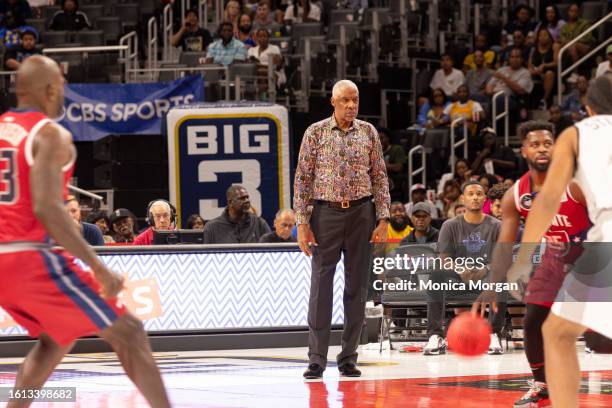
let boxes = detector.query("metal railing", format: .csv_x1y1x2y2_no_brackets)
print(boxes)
492,91,509,146
199,0,209,29
162,4,176,63
119,31,139,82
68,185,104,202
408,144,426,194
127,66,230,97
557,12,612,103
450,117,468,171
147,17,159,81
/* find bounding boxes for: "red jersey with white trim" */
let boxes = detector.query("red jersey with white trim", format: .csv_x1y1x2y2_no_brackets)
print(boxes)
0,109,74,245
513,171,590,243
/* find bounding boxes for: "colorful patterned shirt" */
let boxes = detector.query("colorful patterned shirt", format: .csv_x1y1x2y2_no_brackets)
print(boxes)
293,115,391,224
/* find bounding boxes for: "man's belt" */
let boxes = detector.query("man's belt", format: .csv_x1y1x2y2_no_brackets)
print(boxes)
315,196,373,209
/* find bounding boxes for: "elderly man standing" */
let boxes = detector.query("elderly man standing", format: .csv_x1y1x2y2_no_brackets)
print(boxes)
294,79,390,379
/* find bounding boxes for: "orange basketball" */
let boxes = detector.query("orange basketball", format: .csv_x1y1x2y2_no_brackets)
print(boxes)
447,312,492,356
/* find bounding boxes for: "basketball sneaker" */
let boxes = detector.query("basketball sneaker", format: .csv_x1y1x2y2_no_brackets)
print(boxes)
488,333,503,355
514,380,551,408
423,334,446,355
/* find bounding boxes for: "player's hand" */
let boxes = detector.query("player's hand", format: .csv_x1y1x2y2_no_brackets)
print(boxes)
370,220,388,243
471,290,498,317
507,261,531,301
94,267,125,299
297,224,318,257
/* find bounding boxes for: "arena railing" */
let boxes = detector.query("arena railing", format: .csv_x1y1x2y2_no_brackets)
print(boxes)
492,90,509,146
162,4,177,63
67,185,104,203
450,116,468,171
147,17,159,81
557,12,612,104
408,144,426,194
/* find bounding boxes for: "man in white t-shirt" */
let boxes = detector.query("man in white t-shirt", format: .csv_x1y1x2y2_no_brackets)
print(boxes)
595,44,612,78
248,28,286,88
429,54,465,98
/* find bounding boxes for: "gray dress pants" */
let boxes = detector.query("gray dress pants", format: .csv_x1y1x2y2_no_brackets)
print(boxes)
307,200,376,368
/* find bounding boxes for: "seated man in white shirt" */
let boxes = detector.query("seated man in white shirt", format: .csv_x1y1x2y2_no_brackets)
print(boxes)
595,44,612,78
248,28,286,90
429,53,465,98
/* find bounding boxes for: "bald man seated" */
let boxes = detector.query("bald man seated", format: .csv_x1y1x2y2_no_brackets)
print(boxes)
260,209,297,243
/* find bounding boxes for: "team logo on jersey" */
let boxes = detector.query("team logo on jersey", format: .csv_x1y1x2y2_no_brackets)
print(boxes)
520,193,534,210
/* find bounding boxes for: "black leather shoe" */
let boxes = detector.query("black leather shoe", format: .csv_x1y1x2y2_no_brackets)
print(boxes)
303,363,324,379
338,363,361,377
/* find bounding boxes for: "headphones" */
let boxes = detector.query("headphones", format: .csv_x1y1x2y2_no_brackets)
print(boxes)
146,199,177,227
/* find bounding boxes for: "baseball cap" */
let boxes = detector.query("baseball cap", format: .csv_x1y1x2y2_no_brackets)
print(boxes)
411,202,431,216
607,44,612,55
109,208,135,225
411,183,427,193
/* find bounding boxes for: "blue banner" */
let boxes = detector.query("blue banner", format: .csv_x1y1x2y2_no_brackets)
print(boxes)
60,76,204,141
166,103,291,227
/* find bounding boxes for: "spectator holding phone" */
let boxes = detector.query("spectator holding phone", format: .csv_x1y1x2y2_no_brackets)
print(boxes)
171,8,213,52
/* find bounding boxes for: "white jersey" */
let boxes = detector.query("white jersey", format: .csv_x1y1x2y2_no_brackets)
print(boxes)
574,115,612,242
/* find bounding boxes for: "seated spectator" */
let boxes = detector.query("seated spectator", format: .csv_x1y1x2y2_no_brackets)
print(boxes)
4,29,41,70
109,208,138,243
418,88,450,129
236,13,256,47
65,196,104,246
171,8,212,52
386,201,412,243
504,4,535,38
203,185,271,243
49,0,92,31
561,74,588,121
400,202,440,244
439,180,462,219
186,214,206,229
534,4,565,43
450,202,466,217
283,0,321,24
487,183,510,220
548,104,573,137
252,0,278,32
86,210,115,243
499,30,531,66
0,9,37,48
596,44,612,78
423,181,504,356
260,208,296,242
429,53,465,98
437,158,473,195
471,128,517,180
205,22,247,66
486,48,534,122
463,34,497,70
224,0,241,32
0,0,32,21
478,173,499,214
379,128,406,200
405,184,439,220
560,2,595,66
248,28,283,83
465,50,493,102
442,84,484,137
134,200,176,245
528,27,559,109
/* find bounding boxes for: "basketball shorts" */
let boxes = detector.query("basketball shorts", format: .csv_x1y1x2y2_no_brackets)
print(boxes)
524,252,568,308
0,249,125,346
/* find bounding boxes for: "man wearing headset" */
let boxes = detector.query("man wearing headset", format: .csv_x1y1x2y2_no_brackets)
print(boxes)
133,200,176,245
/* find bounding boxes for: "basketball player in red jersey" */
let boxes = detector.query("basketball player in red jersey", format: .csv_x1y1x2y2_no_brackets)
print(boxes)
0,56,170,407
473,121,590,408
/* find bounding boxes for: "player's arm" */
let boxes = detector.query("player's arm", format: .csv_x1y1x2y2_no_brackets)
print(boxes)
517,127,578,261
30,125,122,297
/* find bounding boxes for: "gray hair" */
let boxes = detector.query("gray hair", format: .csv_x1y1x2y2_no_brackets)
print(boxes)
332,80,358,98
275,208,295,219
150,200,171,213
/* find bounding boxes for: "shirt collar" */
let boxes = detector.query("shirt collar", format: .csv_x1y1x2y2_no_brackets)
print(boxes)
329,114,356,132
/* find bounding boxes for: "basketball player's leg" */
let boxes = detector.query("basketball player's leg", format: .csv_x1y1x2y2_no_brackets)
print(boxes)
98,311,170,408
542,312,586,408
523,303,549,383
7,334,74,408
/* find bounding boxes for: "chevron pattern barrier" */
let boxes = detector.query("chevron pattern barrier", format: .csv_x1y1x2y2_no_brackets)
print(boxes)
0,250,345,336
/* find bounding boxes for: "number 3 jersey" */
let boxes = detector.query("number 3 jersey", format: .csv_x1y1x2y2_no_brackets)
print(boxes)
0,109,74,245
